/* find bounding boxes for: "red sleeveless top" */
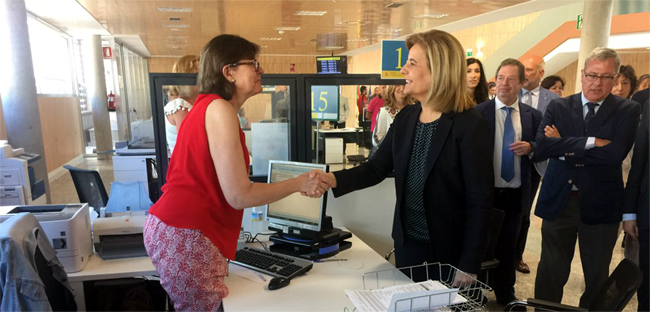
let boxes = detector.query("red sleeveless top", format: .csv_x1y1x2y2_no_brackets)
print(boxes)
149,93,249,260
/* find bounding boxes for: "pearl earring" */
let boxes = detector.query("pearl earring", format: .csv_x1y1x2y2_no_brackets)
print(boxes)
231,79,235,83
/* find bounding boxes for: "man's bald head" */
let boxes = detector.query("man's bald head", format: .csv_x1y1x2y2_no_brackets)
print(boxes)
522,55,545,90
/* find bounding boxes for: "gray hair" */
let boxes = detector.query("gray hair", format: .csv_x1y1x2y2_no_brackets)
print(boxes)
584,47,621,75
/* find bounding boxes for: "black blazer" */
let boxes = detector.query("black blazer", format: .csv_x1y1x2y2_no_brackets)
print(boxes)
535,93,641,224
332,103,493,274
624,100,649,231
475,99,543,210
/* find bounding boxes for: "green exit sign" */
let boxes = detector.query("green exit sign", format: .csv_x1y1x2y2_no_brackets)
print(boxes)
466,51,473,57
577,14,583,30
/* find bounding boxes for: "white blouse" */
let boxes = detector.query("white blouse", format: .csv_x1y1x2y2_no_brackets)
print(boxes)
164,98,193,154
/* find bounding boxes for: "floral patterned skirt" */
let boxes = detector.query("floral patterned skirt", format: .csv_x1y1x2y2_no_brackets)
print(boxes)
144,214,229,311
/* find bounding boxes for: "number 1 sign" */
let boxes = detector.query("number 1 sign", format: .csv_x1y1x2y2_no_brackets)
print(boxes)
381,40,408,79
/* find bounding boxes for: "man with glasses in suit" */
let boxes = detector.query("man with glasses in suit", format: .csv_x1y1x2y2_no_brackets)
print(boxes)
534,47,641,308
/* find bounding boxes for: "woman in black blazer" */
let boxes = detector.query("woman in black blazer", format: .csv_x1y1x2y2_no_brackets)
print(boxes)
319,30,493,280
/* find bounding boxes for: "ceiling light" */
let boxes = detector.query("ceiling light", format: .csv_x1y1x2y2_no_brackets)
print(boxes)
260,37,282,41
319,46,345,50
157,7,192,13
385,3,404,8
347,38,369,42
166,35,188,40
294,11,327,16
413,13,449,19
162,23,190,28
274,27,301,31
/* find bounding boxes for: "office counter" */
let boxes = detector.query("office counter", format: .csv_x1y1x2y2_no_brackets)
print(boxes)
67,229,396,311
223,233,396,311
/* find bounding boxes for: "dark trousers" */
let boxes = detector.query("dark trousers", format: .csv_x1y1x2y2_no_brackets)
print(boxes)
395,239,436,283
639,228,649,312
514,169,541,261
492,188,523,299
534,193,619,308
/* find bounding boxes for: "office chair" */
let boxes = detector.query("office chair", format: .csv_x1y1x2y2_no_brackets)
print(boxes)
504,258,643,312
64,165,109,214
480,208,505,286
0,213,77,311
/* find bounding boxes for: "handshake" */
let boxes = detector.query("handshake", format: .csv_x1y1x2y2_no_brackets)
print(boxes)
298,170,337,198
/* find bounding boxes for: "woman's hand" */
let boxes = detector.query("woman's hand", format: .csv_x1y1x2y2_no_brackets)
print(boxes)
299,171,336,197
298,170,335,198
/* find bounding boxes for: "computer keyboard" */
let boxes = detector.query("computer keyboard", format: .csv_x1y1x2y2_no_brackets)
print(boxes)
232,247,313,279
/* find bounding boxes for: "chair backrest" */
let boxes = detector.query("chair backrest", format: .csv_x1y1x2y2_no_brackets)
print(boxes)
63,165,108,214
105,181,153,213
589,258,643,311
483,208,505,261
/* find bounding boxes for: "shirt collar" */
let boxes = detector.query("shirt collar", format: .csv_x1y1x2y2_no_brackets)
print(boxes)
495,96,520,112
522,85,541,95
581,92,606,106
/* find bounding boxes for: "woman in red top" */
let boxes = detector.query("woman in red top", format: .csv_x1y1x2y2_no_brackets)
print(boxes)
144,34,330,311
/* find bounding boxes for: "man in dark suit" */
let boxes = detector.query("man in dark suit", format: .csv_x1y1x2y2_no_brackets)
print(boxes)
623,99,649,311
515,55,560,274
476,58,543,305
534,47,641,308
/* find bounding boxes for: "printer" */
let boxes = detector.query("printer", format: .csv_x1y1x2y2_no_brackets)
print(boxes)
0,203,93,273
0,141,46,206
92,215,148,259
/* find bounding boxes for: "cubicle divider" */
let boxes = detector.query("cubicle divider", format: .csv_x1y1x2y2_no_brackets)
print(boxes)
148,73,402,195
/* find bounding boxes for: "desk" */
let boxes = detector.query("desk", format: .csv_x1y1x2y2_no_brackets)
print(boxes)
223,233,396,311
67,255,157,311
314,128,364,164
68,232,395,311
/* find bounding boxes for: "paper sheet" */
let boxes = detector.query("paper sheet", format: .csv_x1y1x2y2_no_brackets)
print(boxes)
345,280,467,312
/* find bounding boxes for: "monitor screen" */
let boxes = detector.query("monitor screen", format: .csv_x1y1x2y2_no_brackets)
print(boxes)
265,161,329,232
316,56,347,74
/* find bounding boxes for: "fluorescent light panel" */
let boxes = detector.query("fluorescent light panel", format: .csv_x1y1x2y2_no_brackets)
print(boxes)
162,23,190,28
413,13,449,19
274,27,301,31
294,11,327,16
157,7,192,13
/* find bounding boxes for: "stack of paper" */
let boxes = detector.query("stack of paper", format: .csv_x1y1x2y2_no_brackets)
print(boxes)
345,280,467,312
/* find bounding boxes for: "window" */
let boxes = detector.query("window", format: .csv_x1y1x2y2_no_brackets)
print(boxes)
27,17,74,95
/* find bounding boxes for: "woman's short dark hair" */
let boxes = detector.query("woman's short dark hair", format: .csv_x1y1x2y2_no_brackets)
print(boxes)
541,75,565,90
198,34,260,100
618,65,637,98
467,58,489,104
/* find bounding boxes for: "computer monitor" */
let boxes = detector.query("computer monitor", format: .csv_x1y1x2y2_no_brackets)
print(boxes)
265,160,329,233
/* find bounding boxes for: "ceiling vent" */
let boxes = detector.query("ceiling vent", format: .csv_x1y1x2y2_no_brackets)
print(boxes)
385,3,403,8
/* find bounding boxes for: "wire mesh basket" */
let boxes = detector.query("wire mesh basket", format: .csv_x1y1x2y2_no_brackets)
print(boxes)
361,262,491,311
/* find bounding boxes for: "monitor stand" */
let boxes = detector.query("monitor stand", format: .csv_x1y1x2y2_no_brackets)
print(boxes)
269,227,352,260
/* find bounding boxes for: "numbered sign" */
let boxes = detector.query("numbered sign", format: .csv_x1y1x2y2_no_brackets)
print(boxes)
381,40,408,79
311,85,339,121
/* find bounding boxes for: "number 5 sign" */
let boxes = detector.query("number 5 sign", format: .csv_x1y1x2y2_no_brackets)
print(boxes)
310,85,339,121
381,40,408,79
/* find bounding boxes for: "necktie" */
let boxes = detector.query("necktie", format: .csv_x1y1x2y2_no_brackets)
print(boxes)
524,91,532,107
501,106,515,182
584,102,598,135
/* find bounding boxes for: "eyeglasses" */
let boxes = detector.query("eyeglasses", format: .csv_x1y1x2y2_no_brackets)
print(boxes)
584,73,616,82
229,59,260,72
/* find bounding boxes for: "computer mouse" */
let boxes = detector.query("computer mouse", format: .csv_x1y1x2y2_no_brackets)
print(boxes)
268,277,290,290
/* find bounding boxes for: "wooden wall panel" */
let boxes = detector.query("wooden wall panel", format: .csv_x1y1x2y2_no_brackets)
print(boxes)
553,51,650,98
242,93,272,123
349,50,381,74
148,55,318,74
37,97,83,173
0,95,6,140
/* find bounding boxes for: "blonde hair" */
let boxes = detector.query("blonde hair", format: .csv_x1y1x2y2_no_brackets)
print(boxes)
384,85,415,110
169,55,200,98
405,30,474,113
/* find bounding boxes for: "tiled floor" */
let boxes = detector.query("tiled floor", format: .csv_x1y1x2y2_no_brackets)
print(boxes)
50,155,638,311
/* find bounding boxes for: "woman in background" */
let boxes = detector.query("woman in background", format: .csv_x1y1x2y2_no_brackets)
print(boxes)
541,75,565,97
144,34,329,311
165,55,199,155
612,65,637,99
466,58,489,104
372,84,414,150
317,29,493,283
